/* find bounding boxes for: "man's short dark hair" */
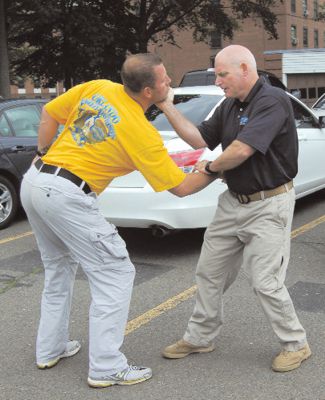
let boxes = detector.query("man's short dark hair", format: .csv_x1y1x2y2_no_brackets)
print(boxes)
121,53,163,93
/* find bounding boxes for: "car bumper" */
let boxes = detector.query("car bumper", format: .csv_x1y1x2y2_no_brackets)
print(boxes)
98,180,226,230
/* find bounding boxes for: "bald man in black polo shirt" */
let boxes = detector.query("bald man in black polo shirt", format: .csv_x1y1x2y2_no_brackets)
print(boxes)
159,45,310,372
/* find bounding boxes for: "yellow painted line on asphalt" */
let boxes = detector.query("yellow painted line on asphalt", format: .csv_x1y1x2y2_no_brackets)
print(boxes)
1,214,325,334
125,286,197,335
0,231,33,245
290,214,325,238
125,214,325,335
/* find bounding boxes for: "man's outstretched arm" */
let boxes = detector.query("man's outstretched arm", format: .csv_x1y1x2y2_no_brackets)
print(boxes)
168,172,219,198
156,88,208,149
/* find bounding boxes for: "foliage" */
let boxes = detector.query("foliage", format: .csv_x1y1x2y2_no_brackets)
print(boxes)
318,3,325,20
6,0,282,88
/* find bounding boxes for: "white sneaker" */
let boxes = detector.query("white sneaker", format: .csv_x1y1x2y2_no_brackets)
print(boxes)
88,365,152,387
37,340,81,369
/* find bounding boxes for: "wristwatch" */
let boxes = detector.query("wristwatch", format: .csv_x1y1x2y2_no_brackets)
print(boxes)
205,161,219,175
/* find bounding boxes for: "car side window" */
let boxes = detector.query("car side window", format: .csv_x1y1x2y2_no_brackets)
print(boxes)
0,114,12,137
290,98,315,129
313,94,325,109
5,105,40,137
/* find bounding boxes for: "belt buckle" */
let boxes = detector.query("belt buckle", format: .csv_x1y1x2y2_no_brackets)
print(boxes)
236,193,251,204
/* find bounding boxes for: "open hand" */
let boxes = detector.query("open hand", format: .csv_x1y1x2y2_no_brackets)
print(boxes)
155,87,174,110
194,160,210,174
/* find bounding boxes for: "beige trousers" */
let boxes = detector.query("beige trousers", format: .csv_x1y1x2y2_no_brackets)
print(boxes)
184,188,307,351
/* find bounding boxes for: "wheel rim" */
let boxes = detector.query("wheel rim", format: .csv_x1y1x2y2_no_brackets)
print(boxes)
0,182,13,224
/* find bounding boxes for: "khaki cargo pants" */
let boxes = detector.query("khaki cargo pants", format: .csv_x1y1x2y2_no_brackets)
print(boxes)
184,189,307,351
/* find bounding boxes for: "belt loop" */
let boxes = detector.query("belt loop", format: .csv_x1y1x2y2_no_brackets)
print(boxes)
79,181,86,190
284,183,289,192
260,190,265,201
54,167,61,176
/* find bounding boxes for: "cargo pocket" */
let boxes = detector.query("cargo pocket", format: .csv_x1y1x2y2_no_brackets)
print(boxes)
274,193,290,228
89,225,129,266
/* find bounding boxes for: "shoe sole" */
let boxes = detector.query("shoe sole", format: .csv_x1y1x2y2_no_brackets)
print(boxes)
272,350,312,372
87,374,152,388
162,345,215,359
37,343,81,369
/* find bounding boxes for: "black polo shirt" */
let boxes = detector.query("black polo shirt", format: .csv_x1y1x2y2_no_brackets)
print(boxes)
198,77,298,195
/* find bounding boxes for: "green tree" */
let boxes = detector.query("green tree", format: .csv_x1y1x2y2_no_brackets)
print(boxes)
122,0,281,53
7,0,282,89
318,3,325,20
7,0,125,89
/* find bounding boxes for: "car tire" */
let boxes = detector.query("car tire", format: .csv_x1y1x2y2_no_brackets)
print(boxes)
0,176,19,230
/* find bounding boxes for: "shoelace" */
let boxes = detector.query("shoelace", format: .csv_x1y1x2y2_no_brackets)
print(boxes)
114,365,144,379
129,365,143,370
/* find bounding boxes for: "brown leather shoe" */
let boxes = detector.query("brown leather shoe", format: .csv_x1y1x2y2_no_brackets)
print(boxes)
272,343,311,372
162,339,215,359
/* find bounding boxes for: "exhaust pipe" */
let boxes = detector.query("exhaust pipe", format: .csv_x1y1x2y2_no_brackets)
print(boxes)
151,225,171,238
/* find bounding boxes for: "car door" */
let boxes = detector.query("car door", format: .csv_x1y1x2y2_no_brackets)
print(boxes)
1,104,40,177
289,95,325,197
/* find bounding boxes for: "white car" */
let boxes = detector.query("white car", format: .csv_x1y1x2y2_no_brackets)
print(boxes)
98,85,325,236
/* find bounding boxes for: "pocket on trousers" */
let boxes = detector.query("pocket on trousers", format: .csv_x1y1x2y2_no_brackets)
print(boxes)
274,193,290,228
89,225,129,265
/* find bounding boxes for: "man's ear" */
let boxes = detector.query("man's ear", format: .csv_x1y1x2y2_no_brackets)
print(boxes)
240,63,249,78
143,86,153,99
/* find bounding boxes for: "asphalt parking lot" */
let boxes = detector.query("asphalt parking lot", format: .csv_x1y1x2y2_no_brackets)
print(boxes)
0,190,324,400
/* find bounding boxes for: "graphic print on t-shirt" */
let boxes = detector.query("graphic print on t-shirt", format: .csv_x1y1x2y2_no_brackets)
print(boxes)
70,94,121,146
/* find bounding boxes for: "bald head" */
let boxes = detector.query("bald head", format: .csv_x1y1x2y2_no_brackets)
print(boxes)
214,45,259,101
215,45,257,72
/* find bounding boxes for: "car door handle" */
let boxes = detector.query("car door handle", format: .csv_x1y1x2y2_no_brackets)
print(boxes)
11,145,27,152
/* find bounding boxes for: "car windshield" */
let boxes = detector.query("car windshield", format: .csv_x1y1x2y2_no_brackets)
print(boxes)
146,94,222,131
313,95,325,109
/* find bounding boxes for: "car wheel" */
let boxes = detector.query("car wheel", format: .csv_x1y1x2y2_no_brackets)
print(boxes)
0,176,19,230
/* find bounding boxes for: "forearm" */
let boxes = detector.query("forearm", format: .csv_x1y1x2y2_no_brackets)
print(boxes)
169,172,217,197
208,140,255,172
158,102,207,149
38,108,60,152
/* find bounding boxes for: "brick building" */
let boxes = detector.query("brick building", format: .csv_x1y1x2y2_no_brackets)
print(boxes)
150,0,325,106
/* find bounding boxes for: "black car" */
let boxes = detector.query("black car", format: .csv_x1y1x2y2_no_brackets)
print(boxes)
179,68,287,90
0,98,47,229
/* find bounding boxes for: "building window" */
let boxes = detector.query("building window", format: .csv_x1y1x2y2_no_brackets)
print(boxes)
291,0,296,13
308,87,316,98
14,76,25,89
313,0,319,19
299,88,307,99
303,27,308,47
291,25,298,46
314,29,319,47
210,30,221,48
302,0,309,17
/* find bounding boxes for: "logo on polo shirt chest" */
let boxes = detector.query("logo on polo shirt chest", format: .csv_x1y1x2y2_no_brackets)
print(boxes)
239,116,249,126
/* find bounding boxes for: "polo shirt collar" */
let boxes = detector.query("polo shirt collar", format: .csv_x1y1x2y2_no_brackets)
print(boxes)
235,77,264,107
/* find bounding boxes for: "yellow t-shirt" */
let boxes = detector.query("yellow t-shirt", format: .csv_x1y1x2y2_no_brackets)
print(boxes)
42,80,185,194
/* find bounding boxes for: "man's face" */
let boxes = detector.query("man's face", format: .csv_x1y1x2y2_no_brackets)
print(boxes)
150,64,171,103
214,60,244,100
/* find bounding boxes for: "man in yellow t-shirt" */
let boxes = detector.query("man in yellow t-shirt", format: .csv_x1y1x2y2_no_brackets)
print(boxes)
20,53,217,388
